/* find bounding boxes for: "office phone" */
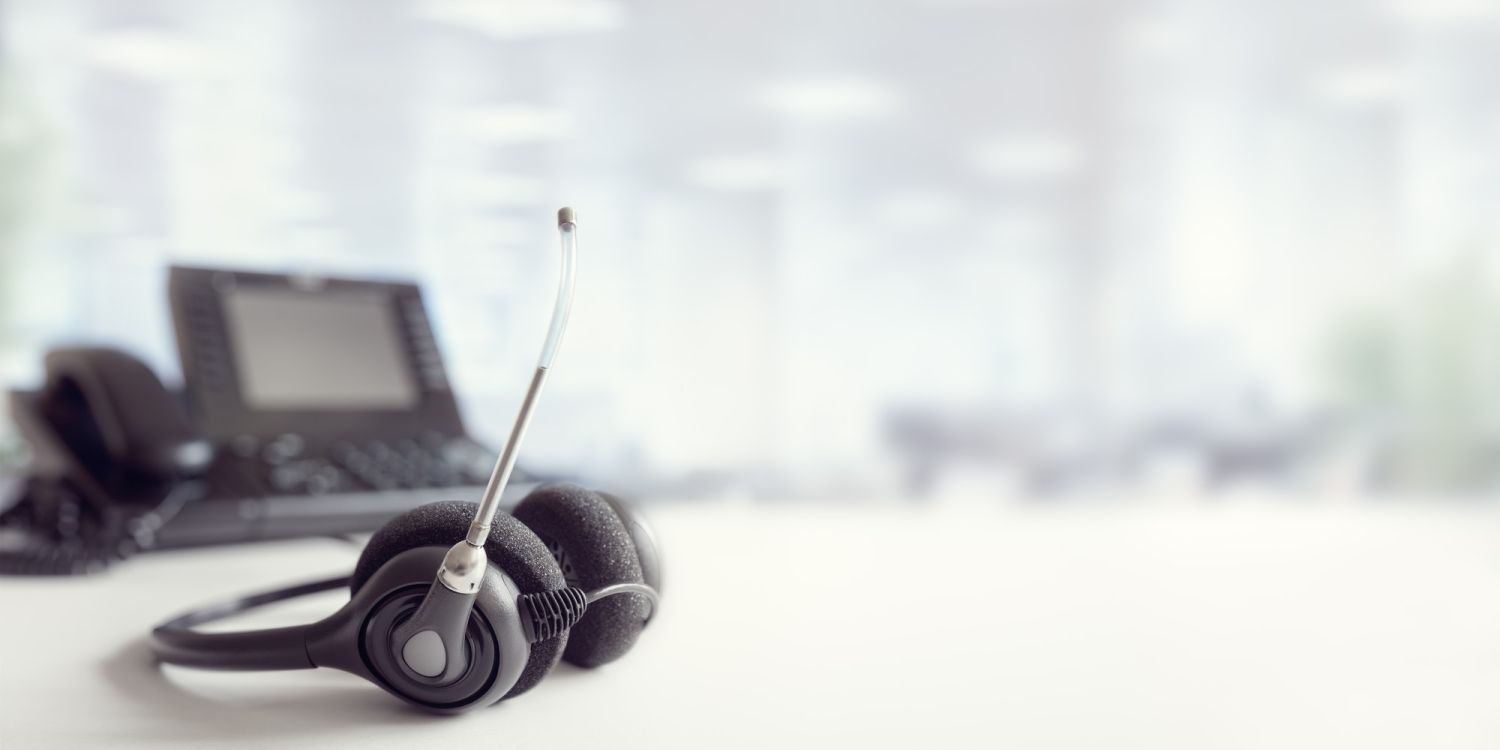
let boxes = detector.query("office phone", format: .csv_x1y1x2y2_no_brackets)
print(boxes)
0,266,532,573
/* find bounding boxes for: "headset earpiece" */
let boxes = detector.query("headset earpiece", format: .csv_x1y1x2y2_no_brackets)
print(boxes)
513,484,654,667
597,490,663,596
353,501,569,699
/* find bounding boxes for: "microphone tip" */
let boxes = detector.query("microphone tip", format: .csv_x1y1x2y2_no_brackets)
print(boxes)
557,207,576,227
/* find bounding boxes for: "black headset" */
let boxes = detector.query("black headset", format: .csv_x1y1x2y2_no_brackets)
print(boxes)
149,209,663,713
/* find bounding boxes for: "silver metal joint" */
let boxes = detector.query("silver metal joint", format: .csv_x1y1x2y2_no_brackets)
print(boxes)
436,540,488,593
465,522,489,547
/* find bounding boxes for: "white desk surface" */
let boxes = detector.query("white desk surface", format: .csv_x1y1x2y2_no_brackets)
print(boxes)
2,500,1499,749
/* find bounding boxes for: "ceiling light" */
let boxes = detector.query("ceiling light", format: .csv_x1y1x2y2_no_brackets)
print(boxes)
451,176,547,206
1386,0,1500,23
1121,16,1188,56
1311,66,1403,106
420,0,624,39
455,216,540,245
440,104,574,144
684,154,787,191
85,28,206,80
972,135,1082,181
875,190,963,229
757,76,900,122
271,189,329,222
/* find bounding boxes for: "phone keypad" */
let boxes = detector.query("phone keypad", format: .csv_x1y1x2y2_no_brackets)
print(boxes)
224,432,495,497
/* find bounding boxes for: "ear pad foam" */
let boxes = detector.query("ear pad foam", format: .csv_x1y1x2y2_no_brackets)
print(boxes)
351,501,566,700
598,491,662,595
512,484,650,668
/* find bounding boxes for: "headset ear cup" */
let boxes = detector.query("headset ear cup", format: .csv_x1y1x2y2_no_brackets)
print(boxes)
597,491,662,596
513,484,651,667
352,501,568,699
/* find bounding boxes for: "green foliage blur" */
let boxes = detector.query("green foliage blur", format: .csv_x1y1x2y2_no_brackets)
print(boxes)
1325,250,1500,490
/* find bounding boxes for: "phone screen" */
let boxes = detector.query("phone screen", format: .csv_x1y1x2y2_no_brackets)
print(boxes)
223,288,419,411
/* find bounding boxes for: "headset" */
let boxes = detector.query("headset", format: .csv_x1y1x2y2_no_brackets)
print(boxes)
149,208,663,712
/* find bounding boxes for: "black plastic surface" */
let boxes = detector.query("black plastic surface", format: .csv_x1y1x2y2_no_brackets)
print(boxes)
351,501,567,697
151,575,349,670
361,584,500,708
306,546,529,712
388,577,480,685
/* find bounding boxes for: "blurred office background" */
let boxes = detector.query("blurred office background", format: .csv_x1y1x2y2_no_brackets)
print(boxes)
2,0,1499,502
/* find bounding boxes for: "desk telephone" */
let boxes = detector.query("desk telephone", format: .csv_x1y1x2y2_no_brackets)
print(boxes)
1,266,531,574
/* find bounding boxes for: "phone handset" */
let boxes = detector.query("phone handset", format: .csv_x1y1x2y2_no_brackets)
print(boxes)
1,348,212,574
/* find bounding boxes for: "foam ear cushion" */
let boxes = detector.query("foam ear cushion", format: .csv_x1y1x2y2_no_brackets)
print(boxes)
351,501,566,699
512,484,650,667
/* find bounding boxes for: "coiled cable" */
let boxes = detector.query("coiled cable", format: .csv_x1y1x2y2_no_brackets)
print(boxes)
0,478,198,575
